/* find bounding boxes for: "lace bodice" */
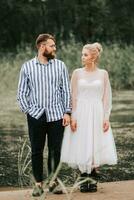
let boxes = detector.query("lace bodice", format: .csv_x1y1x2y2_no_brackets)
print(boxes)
71,68,112,120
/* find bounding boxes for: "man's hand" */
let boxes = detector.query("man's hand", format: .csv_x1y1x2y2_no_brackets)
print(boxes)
103,120,110,132
62,114,71,126
71,119,77,132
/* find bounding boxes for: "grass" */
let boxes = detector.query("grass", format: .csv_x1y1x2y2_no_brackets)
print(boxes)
18,137,31,187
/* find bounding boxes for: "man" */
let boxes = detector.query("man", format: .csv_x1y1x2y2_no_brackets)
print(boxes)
17,33,71,196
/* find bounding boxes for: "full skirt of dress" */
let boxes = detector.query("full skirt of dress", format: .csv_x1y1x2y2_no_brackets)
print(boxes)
60,98,117,174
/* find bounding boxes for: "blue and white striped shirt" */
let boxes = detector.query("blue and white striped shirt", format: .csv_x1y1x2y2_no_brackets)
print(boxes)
17,57,71,122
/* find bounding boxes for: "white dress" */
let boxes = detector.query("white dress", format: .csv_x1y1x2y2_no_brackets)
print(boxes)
61,68,117,174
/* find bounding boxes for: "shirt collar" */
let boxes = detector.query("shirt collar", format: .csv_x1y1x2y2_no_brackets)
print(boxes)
35,56,54,65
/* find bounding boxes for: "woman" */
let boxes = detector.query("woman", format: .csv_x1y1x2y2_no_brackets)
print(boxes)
60,43,117,192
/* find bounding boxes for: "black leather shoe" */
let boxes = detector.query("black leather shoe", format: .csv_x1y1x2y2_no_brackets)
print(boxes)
80,180,89,193
88,182,97,192
88,173,98,192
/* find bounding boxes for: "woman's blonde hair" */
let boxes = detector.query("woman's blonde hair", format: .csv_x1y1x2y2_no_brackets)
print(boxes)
83,42,103,63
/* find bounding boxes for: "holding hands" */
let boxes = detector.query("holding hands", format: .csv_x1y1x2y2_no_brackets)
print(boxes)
62,114,71,126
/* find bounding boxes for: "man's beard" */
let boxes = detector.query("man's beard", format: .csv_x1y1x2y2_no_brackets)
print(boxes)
43,51,56,60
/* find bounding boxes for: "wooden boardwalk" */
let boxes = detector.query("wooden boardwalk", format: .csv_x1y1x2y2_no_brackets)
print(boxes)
0,180,134,200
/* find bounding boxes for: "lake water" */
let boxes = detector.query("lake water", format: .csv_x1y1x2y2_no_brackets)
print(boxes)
0,90,134,187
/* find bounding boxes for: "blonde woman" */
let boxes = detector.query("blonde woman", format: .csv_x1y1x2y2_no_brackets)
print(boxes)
61,43,117,192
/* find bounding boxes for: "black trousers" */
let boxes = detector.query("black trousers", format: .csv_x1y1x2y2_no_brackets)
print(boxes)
27,113,64,182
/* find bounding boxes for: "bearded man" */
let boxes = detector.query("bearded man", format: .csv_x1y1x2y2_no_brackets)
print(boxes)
17,33,71,196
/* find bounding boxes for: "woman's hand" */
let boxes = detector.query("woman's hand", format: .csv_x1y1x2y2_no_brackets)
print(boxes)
71,119,77,132
103,120,110,132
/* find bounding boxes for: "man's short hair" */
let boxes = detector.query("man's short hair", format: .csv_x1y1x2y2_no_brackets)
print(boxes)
36,33,55,49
